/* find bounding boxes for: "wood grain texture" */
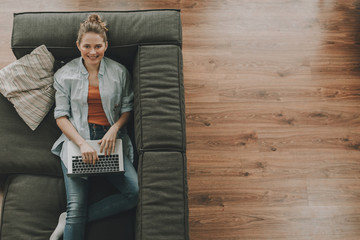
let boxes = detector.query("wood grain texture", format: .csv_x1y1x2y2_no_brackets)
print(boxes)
1,0,360,239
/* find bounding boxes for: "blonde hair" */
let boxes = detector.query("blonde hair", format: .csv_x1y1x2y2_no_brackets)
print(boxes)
77,14,108,43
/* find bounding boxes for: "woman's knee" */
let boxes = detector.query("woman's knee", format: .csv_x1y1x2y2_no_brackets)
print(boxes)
127,184,139,207
66,195,88,223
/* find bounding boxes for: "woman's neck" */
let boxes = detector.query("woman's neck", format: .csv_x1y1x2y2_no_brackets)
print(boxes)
83,59,100,75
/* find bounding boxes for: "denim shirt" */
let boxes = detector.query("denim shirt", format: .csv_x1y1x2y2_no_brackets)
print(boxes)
51,57,134,168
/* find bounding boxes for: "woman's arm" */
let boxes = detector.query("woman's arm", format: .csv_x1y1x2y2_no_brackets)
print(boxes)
56,116,98,164
98,111,132,155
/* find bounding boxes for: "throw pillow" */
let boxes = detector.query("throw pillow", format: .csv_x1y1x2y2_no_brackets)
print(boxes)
0,45,55,130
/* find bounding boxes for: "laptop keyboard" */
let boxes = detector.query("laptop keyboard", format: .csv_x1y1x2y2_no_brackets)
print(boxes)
71,154,121,175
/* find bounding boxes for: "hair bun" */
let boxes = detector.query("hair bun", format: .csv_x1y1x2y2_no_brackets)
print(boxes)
88,14,101,23
87,14,108,32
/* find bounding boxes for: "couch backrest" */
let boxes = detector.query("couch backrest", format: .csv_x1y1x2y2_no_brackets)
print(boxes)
11,10,182,70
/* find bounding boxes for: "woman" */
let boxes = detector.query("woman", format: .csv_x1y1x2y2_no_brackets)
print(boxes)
50,14,139,240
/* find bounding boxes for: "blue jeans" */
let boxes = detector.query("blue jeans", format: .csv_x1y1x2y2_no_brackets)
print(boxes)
61,123,139,240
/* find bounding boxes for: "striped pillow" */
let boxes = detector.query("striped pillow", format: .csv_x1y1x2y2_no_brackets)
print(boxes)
0,45,55,130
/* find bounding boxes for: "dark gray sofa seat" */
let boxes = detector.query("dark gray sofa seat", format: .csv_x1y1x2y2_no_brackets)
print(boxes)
0,10,188,240
134,45,188,239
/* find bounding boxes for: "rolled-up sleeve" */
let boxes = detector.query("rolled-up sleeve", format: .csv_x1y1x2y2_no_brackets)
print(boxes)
121,69,134,114
53,74,71,119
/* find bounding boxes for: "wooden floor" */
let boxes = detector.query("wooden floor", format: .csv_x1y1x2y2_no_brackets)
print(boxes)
1,0,360,239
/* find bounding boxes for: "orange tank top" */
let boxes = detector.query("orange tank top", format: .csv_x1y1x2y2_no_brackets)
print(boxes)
87,85,110,126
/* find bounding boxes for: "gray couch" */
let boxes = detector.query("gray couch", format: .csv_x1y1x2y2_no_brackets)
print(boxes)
0,10,189,240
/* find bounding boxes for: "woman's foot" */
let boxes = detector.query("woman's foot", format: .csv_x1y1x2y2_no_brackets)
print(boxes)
49,212,67,240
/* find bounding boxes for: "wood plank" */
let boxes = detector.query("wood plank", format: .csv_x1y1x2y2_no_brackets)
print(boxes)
190,206,360,240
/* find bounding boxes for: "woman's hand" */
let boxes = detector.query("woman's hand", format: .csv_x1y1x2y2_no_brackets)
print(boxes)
98,126,119,156
79,141,98,164
56,116,99,164
98,112,131,156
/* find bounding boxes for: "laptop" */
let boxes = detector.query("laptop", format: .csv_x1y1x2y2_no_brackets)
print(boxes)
67,139,124,177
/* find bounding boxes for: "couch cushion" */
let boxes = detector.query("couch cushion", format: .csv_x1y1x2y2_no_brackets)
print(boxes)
133,45,186,152
136,151,189,240
0,94,62,176
0,175,137,240
0,45,55,130
0,175,66,240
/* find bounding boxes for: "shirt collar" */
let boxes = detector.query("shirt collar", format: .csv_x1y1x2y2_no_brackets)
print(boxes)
79,57,105,76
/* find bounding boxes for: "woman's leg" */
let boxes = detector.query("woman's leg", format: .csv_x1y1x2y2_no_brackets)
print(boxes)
61,162,89,240
87,157,139,222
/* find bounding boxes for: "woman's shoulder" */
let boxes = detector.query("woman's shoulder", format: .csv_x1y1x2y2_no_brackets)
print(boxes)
104,57,127,73
54,57,81,79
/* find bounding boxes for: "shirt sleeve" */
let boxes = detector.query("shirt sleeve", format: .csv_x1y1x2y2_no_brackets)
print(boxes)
121,69,134,114
53,73,71,119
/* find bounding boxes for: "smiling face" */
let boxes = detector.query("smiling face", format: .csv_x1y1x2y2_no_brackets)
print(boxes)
77,32,108,70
